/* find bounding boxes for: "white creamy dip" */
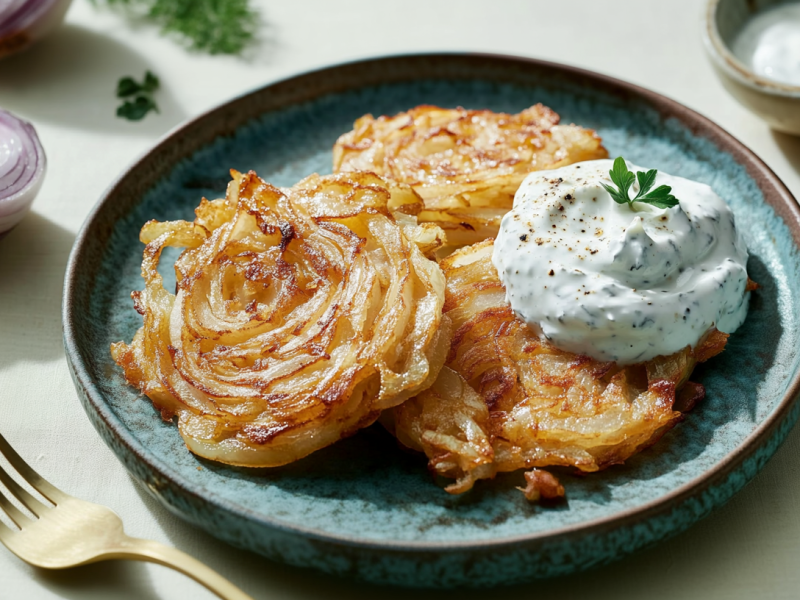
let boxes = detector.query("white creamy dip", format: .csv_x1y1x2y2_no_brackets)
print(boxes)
492,159,750,364
732,2,800,86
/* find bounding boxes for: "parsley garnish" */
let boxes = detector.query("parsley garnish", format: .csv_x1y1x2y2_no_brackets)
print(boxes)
95,0,258,55
601,157,680,209
116,71,160,121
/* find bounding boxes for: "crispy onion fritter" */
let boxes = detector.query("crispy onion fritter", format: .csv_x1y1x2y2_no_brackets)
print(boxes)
111,170,452,467
387,240,730,497
333,104,608,247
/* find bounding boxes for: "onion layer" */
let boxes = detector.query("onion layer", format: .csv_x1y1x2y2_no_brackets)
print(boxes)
0,109,46,238
111,170,451,467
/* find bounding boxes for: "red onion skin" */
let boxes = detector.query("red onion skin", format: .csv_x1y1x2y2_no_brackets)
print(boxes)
0,0,73,59
0,109,46,238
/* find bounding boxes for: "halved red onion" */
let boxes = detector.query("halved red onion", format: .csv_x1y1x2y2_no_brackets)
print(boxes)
0,0,73,59
0,109,46,238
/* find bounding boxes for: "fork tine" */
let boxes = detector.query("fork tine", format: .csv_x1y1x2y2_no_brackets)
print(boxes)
0,462,50,517
0,515,14,540
0,481,32,528
0,433,67,505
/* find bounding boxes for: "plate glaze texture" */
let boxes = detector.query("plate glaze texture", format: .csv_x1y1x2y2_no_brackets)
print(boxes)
63,54,800,588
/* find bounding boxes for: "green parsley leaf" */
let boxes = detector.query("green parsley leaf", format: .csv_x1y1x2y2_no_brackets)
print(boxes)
634,169,657,199
603,157,680,209
142,70,160,94
116,77,142,98
637,185,680,209
601,157,634,204
612,157,635,197
601,181,627,205
116,72,160,121
116,95,159,121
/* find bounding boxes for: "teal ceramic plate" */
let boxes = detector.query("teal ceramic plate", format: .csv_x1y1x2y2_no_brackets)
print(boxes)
63,54,800,588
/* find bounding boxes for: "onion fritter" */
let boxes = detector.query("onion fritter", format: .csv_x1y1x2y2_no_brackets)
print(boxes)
111,170,451,467
333,104,608,247
387,240,730,497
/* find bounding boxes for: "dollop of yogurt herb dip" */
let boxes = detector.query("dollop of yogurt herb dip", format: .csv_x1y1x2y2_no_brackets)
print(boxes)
492,159,750,364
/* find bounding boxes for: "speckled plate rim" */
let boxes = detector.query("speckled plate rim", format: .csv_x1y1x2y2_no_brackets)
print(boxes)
63,52,800,555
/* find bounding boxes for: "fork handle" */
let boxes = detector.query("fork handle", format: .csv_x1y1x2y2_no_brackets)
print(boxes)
106,536,255,600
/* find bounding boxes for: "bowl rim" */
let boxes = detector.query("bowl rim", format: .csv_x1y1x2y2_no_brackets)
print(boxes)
63,51,800,553
703,0,800,98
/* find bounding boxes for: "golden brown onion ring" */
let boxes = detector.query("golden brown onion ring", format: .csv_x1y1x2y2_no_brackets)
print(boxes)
111,170,451,467
387,240,731,497
333,104,608,247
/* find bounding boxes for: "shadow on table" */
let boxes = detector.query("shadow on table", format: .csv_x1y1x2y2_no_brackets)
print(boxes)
17,559,161,600
771,130,800,175
0,24,185,136
0,213,76,368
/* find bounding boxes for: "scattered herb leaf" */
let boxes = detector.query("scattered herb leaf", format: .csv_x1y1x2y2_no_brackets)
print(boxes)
117,96,160,121
601,157,680,209
142,70,160,93
116,77,141,98
94,0,258,55
116,72,160,121
116,70,159,98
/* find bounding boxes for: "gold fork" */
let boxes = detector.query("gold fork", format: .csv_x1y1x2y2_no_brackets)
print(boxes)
0,432,254,600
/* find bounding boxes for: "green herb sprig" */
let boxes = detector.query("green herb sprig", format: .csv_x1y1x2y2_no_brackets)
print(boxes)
601,157,680,209
95,0,257,56
116,71,160,121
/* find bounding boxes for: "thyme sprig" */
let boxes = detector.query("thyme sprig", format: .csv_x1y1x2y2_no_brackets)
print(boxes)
95,0,258,55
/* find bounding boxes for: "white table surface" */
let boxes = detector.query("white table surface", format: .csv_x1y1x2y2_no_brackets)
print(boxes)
3,0,800,598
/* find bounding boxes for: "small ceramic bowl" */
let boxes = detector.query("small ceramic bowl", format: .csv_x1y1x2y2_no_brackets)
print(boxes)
704,0,800,135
